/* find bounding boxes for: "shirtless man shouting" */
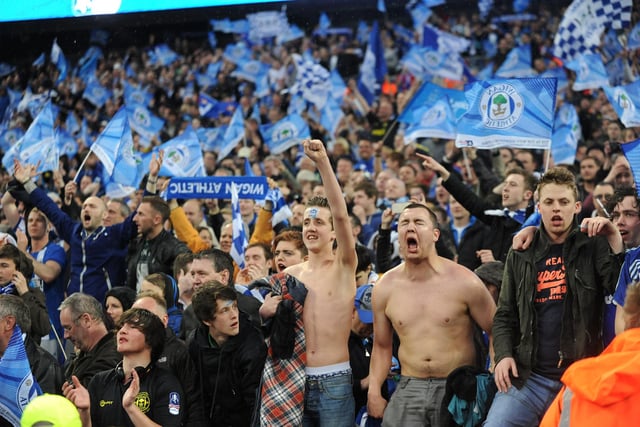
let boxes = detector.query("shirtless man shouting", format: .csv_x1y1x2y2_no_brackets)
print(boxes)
367,203,495,426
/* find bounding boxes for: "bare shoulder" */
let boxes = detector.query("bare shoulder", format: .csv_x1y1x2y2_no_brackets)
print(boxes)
284,263,305,279
441,258,486,292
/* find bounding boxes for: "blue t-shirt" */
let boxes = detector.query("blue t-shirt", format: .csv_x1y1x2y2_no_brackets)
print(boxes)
603,247,640,346
613,247,640,306
31,242,67,338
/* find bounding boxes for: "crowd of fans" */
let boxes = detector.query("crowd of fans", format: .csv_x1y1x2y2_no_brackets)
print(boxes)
1,1,640,426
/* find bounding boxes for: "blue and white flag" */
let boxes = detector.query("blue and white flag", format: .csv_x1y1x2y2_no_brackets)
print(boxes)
553,0,632,61
231,182,248,269
0,63,15,78
0,128,24,152
621,138,640,198
198,93,219,119
210,18,250,34
319,12,331,35
92,107,143,189
276,24,305,45
247,10,288,40
606,57,626,88
357,21,387,106
223,42,252,65
232,59,270,96
400,46,464,81
403,98,458,142
261,113,310,155
125,104,165,141
423,24,470,53
149,44,179,66
565,53,609,91
267,186,292,227
291,54,331,108
57,128,79,158
208,31,217,49
540,66,569,92
32,53,45,68
124,81,153,107
551,103,581,166
219,107,245,160
398,81,467,122
82,79,112,108
320,96,345,138
50,39,68,84
145,127,205,177
166,176,268,200
65,112,80,136
196,126,224,152
407,1,432,30
628,22,640,50
75,46,102,83
79,118,92,147
0,326,42,426
455,78,557,150
603,82,640,128
494,44,535,78
2,100,59,174
330,69,347,103
478,0,494,20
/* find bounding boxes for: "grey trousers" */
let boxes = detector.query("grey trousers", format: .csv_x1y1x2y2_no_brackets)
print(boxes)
382,376,447,427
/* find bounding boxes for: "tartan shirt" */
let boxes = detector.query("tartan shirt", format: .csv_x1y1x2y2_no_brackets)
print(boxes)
258,272,308,426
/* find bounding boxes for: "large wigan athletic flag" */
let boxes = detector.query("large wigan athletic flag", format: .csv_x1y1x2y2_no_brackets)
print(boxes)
455,78,557,150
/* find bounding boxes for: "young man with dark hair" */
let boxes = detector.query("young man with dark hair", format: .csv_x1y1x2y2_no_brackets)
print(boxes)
422,155,536,262
0,244,49,340
133,291,205,427
128,196,190,290
187,281,266,426
352,180,382,247
486,167,624,426
180,248,262,338
64,307,184,427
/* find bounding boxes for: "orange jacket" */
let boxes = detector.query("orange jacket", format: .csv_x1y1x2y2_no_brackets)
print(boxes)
170,205,275,279
540,328,640,427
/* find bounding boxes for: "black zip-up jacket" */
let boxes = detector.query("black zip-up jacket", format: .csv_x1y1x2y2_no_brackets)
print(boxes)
126,229,189,289
442,171,532,262
157,328,206,427
187,314,267,427
25,335,64,394
493,224,624,388
64,331,121,387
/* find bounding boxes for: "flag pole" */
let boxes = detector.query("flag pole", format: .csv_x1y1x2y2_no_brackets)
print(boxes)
73,145,95,183
543,148,551,173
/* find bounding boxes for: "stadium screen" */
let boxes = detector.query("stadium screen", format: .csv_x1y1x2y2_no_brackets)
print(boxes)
1,0,287,23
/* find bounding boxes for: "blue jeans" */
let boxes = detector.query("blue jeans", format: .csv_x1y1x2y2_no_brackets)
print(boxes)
302,370,354,427
484,372,562,426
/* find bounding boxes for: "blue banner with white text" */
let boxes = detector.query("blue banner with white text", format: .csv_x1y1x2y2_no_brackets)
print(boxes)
165,176,268,200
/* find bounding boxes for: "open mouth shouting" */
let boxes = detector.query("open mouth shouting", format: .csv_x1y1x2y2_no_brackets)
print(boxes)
405,235,419,254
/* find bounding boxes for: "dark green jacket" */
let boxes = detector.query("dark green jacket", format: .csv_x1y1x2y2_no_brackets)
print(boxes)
493,223,624,387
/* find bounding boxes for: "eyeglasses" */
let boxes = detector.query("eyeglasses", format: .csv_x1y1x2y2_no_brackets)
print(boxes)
610,210,640,222
594,194,612,201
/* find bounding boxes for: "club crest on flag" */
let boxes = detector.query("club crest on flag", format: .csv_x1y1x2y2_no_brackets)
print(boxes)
166,146,190,169
132,106,151,127
273,122,297,143
480,84,524,129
